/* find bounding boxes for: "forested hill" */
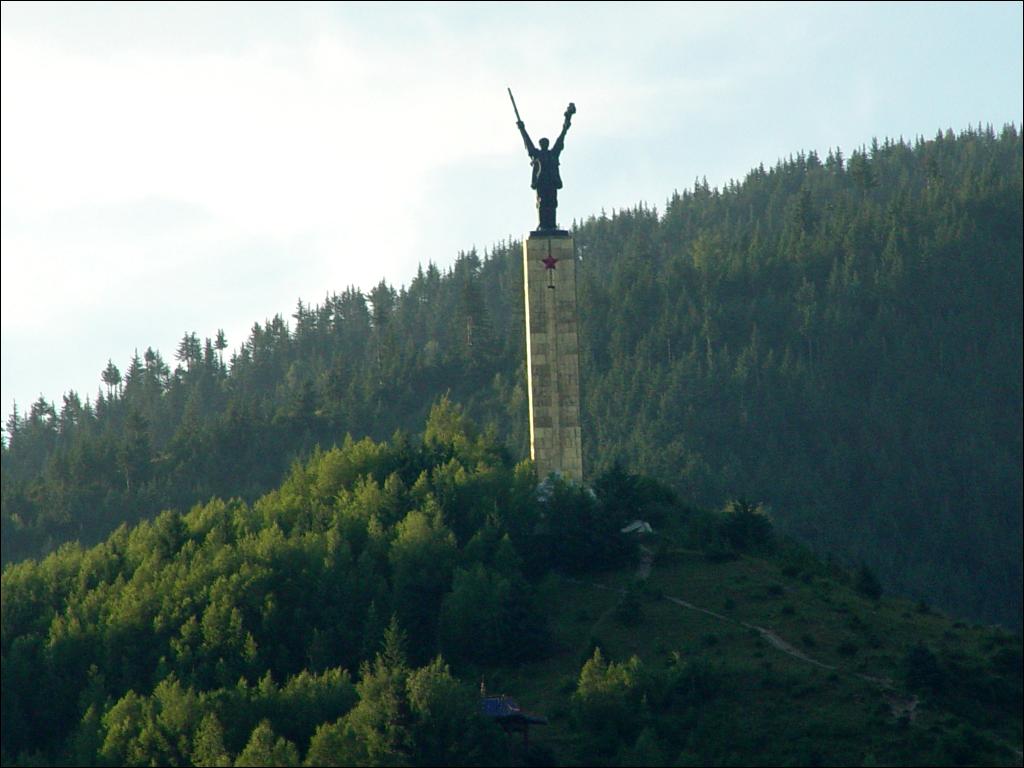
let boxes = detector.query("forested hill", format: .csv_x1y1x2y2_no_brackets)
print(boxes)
3,408,1022,766
3,124,1022,627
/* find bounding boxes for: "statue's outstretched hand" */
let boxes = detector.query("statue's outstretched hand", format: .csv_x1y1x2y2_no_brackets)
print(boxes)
517,120,525,129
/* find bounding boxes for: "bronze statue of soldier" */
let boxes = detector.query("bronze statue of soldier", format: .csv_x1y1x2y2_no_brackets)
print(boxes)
510,90,575,234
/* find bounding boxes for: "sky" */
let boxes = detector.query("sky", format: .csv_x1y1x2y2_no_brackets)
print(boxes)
2,1,1022,419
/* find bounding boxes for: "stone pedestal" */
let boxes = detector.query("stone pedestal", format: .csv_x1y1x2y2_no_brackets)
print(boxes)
523,234,583,482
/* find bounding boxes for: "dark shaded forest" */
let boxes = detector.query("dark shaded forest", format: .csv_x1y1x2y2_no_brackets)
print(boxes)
3,124,1022,628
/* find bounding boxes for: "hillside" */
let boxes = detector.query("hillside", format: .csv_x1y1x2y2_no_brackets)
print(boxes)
2,406,1020,766
3,124,1022,629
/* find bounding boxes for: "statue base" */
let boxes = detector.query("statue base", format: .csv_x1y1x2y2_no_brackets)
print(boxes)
523,234,583,483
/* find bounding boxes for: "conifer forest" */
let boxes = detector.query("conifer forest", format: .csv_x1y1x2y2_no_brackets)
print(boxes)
2,126,1022,766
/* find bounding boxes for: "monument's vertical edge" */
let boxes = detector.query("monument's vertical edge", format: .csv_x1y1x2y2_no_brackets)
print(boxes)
524,235,583,482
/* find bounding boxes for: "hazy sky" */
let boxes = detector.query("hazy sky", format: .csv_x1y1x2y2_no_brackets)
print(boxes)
2,1,1022,418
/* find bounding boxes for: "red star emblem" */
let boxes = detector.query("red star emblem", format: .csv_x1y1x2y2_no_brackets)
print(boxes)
542,255,559,270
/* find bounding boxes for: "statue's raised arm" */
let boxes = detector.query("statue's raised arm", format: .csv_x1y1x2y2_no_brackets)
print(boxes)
552,102,575,154
517,119,536,157
509,88,536,156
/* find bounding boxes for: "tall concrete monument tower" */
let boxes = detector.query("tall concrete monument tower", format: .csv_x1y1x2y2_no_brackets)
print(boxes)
510,91,583,482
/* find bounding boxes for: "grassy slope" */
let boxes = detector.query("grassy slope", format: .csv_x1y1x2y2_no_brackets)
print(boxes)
485,532,1022,766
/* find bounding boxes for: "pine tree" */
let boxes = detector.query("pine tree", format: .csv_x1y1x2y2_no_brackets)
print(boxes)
192,713,232,767
234,721,299,767
214,329,228,368
101,360,122,399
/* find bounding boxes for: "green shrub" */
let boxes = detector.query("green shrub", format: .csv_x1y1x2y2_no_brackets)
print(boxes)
904,643,946,694
837,641,859,657
614,591,644,627
855,564,883,600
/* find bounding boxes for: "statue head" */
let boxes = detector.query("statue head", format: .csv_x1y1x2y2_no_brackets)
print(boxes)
539,137,549,150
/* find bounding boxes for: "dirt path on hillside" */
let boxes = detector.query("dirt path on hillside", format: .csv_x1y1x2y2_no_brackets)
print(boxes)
568,543,920,721
636,545,655,580
633,544,835,670
660,595,837,670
